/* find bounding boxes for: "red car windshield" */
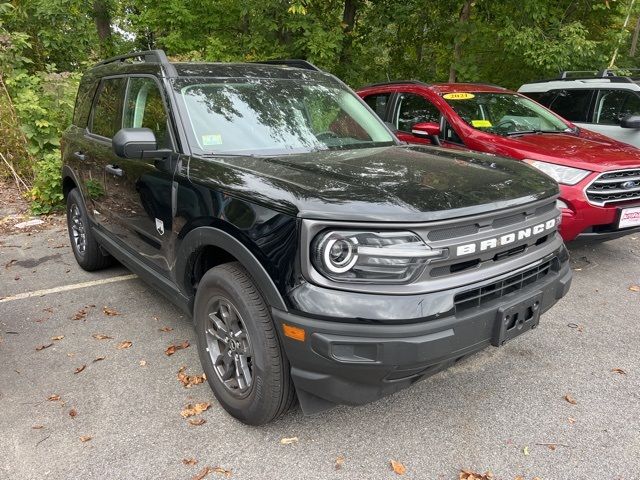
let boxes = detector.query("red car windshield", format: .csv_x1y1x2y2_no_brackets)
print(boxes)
443,92,571,136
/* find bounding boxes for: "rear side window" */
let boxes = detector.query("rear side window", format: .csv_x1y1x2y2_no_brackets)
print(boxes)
395,93,440,131
123,77,171,148
548,89,593,122
363,93,391,119
523,91,556,108
73,77,98,128
594,89,640,125
90,77,125,138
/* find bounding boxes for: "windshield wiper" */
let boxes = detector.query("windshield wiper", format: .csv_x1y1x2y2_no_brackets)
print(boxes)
505,129,571,137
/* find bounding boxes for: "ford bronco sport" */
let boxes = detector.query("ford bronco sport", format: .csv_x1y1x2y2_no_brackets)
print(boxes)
62,51,571,425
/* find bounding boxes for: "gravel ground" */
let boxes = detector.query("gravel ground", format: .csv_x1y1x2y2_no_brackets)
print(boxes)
0,220,639,480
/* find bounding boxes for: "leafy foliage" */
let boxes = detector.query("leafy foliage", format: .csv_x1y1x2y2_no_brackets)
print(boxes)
2,0,640,213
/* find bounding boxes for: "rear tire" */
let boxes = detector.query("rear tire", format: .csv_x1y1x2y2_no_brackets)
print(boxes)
194,262,295,425
66,188,113,271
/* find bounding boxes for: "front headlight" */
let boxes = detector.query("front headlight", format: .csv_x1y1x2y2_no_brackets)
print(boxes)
523,159,590,185
311,230,446,284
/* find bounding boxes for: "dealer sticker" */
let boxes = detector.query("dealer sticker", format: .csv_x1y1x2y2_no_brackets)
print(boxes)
618,206,640,229
443,92,475,100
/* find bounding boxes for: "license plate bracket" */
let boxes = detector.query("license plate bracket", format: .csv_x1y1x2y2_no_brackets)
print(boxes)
492,291,543,347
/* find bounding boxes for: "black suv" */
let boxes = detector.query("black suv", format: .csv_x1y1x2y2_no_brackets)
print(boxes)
61,50,572,425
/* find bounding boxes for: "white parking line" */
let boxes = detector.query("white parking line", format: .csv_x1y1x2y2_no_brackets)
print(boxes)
0,274,138,303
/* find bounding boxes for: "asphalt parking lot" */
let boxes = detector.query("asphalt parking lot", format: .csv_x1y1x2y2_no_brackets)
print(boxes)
1,221,639,480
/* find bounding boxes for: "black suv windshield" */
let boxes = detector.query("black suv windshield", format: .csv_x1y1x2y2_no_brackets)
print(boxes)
443,92,572,136
177,78,395,155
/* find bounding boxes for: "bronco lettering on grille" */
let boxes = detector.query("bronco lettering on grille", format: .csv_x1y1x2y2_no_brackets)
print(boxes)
456,218,557,256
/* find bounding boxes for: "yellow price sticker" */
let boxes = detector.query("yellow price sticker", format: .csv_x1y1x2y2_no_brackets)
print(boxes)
443,92,475,100
471,119,492,128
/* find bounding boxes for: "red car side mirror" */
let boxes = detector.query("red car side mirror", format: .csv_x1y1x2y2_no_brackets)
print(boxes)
411,122,441,145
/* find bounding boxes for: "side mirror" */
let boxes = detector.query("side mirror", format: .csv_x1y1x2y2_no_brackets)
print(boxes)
112,128,169,159
620,115,640,129
411,122,441,145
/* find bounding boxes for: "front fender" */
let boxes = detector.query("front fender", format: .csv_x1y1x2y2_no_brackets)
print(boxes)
175,226,288,311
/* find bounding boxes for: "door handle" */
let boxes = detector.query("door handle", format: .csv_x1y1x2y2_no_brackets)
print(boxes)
73,151,86,161
105,164,123,177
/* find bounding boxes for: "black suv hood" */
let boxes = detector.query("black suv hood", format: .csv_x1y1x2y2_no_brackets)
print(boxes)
188,145,558,222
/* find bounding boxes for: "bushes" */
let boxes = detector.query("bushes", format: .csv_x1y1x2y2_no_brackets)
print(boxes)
8,70,79,213
0,19,80,214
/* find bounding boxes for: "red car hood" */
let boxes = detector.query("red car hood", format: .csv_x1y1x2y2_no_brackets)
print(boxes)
503,128,640,173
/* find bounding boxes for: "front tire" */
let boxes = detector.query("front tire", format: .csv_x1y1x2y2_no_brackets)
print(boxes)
194,262,295,425
66,188,112,271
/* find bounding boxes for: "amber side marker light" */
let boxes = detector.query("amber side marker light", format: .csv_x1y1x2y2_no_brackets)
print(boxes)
282,323,306,342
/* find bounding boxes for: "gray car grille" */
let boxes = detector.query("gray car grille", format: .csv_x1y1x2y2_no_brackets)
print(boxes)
586,169,640,206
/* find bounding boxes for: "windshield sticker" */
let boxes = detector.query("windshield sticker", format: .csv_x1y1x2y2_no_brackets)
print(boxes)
471,119,492,128
443,92,475,100
202,134,223,146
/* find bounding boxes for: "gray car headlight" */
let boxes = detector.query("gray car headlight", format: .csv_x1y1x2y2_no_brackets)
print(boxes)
311,231,446,284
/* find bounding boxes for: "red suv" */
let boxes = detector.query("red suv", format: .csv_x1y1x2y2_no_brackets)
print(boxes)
358,81,640,241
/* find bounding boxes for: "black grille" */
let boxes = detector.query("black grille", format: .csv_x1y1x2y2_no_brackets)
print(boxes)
454,259,553,311
586,169,640,206
428,224,478,241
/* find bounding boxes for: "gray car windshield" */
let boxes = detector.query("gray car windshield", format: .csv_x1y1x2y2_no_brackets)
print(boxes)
444,92,572,136
178,78,394,155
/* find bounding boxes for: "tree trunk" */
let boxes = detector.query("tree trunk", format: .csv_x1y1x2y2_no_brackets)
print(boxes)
631,16,640,56
93,0,113,57
339,0,359,65
448,0,472,83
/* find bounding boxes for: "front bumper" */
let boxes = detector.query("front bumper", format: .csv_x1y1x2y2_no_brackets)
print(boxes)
274,251,572,413
558,184,640,241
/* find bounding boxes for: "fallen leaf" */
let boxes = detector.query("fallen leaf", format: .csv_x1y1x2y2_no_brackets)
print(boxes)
69,408,77,418
47,394,61,401
165,340,190,356
102,306,120,316
547,444,556,451
51,335,64,341
629,285,640,292
66,352,75,357
515,476,525,480
159,326,173,332
188,418,206,426
459,469,494,480
92,333,113,340
79,435,92,442
93,356,105,363
72,308,88,320
212,467,232,477
180,402,211,418
522,446,529,456
280,436,299,445
35,343,53,351
390,460,406,475
335,455,345,470
32,425,44,429
183,458,198,466
192,466,212,480
612,368,627,375
139,359,147,366
564,394,577,405
116,340,132,350
178,366,207,388
74,365,86,374
568,417,576,424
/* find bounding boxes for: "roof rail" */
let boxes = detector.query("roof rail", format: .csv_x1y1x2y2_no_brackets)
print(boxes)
360,80,429,89
252,59,321,71
95,50,171,67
